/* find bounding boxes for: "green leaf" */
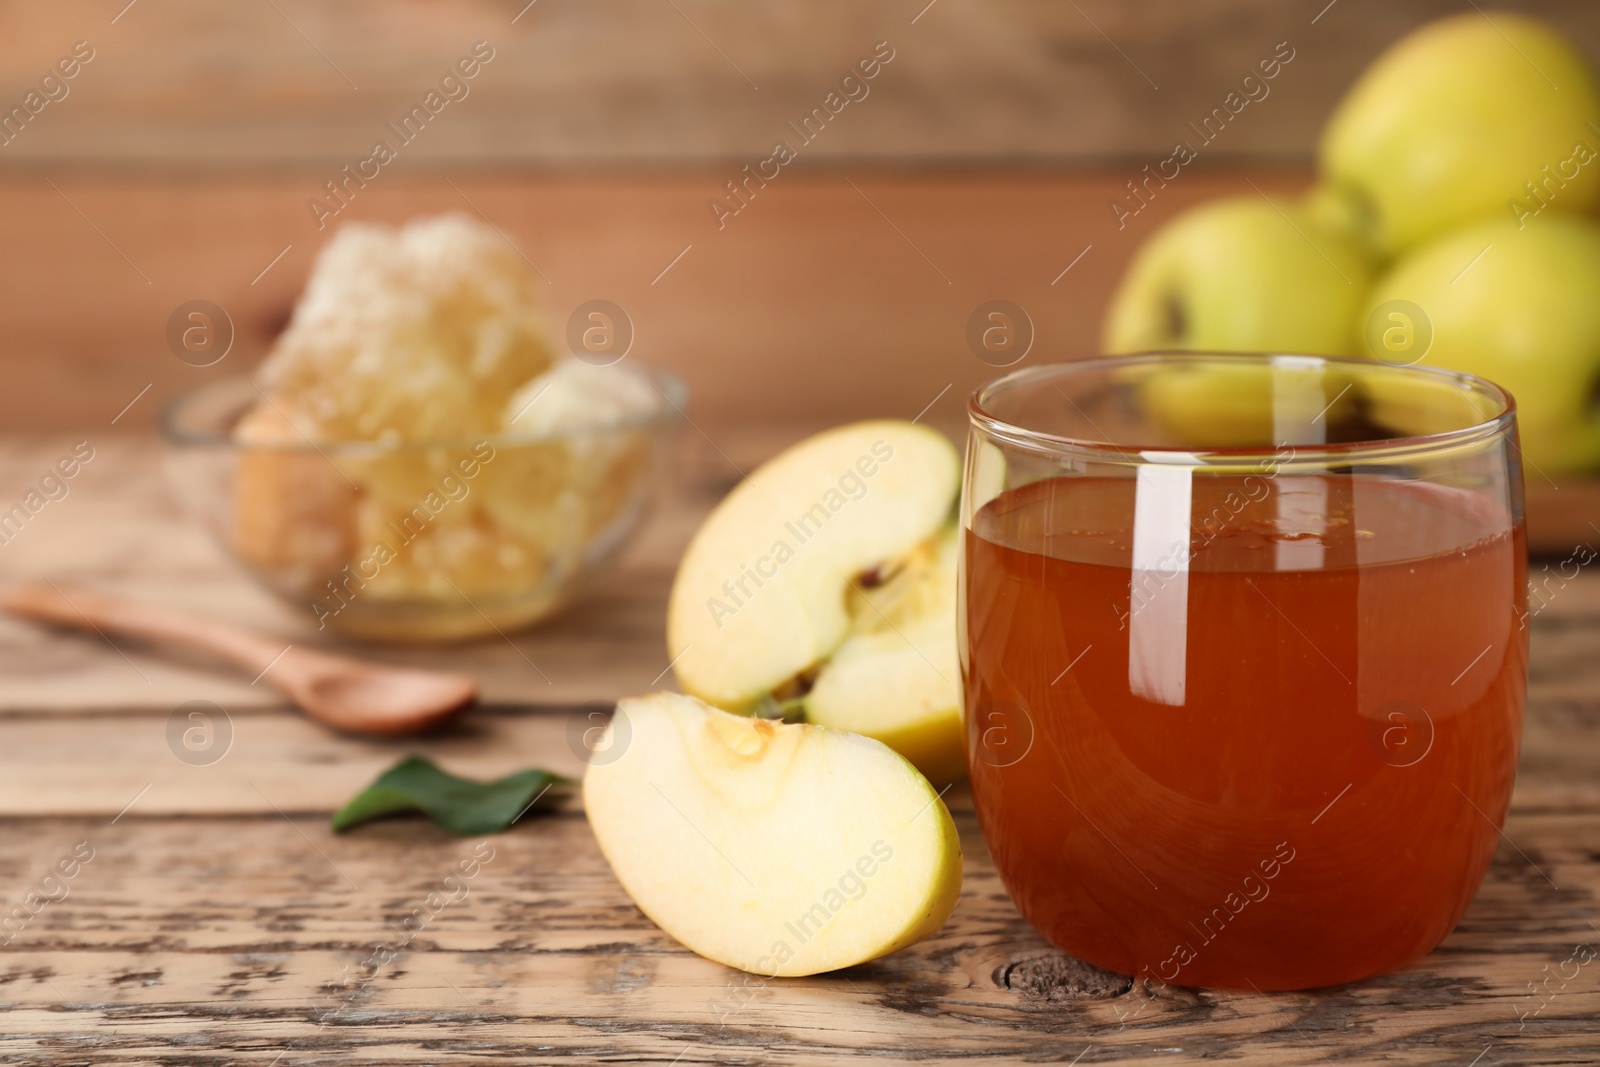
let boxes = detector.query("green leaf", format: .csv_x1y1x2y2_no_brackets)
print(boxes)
331,756,572,835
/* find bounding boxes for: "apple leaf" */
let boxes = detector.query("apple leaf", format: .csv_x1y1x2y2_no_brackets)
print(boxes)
332,756,572,835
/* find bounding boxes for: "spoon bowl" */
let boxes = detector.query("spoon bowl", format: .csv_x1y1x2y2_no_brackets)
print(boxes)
1,583,477,735
291,653,477,734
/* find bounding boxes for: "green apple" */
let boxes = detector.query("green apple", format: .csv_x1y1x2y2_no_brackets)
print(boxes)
1340,360,1506,441
583,692,963,977
1120,357,1362,449
1361,212,1600,474
1103,195,1373,446
1320,12,1600,256
1103,195,1375,358
667,421,964,779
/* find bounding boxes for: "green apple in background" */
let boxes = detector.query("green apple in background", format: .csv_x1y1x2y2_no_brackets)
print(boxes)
1102,195,1374,446
1104,195,1374,357
1362,213,1600,474
1320,12,1600,257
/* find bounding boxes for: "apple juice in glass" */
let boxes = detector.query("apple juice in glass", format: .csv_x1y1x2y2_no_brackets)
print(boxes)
960,354,1527,991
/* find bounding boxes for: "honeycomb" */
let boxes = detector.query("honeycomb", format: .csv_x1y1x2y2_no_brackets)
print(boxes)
257,214,555,443
232,215,660,639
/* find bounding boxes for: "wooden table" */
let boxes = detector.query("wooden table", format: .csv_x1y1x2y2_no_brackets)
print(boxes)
2,432,1598,1066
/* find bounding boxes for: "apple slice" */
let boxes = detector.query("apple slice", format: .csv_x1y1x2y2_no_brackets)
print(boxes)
583,692,963,977
667,421,963,777
805,525,964,783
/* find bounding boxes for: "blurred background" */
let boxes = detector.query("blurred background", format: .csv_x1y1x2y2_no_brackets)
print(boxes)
4,0,1596,437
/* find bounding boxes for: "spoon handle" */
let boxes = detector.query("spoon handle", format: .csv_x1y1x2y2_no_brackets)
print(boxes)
0,582,293,683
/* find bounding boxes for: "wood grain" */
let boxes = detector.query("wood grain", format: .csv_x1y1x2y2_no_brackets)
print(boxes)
1,436,1599,1063
0,806,1595,1064
0,0,1598,167
0,169,1286,436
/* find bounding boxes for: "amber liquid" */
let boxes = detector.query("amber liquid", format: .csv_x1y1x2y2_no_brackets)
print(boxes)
963,473,1526,990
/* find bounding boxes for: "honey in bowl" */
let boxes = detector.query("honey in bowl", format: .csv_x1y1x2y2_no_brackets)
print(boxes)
227,214,666,641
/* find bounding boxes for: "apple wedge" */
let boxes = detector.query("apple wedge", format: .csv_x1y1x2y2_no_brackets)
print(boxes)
583,692,963,977
667,421,963,779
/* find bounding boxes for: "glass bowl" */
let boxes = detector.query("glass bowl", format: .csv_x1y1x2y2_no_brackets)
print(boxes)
160,370,686,642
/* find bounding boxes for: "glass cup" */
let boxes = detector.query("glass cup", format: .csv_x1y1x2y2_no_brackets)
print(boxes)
960,353,1527,991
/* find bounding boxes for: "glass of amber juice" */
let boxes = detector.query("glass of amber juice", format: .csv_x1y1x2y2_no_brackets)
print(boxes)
962,353,1527,991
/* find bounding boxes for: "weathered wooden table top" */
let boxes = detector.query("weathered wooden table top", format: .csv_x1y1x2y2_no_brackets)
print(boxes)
1,432,1597,1066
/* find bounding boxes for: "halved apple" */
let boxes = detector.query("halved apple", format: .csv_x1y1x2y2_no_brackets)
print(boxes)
805,525,964,783
583,692,963,977
666,421,963,778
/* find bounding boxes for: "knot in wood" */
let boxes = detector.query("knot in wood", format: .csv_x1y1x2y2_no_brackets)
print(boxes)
996,954,1133,1001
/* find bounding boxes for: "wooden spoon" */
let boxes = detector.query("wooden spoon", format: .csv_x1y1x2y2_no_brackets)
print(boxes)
0,583,475,735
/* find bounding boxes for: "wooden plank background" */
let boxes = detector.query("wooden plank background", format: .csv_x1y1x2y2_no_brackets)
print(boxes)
0,0,1597,167
0,169,1306,433
0,0,1596,433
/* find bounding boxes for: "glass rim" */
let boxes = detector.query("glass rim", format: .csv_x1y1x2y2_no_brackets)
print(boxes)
968,352,1517,464
159,364,688,455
